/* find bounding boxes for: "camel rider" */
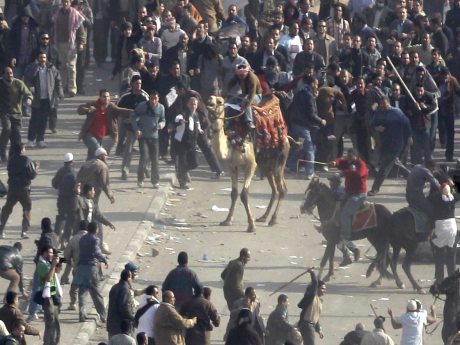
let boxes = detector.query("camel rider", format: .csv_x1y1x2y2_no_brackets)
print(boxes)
230,64,263,129
406,160,440,219
329,148,366,266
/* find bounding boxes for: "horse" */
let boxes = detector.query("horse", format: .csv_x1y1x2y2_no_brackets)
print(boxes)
430,269,460,343
382,165,454,294
300,177,393,283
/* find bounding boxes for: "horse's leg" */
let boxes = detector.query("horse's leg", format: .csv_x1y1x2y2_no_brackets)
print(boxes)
390,246,405,289
323,242,336,282
402,246,425,294
256,171,276,223
220,166,238,226
241,161,257,232
268,172,287,226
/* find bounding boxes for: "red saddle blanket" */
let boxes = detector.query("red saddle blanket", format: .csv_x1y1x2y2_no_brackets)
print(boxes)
352,202,377,231
252,96,288,149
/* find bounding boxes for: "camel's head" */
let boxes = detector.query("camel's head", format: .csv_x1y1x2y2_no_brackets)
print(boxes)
207,95,226,130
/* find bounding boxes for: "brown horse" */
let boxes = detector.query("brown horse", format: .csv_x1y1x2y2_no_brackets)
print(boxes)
300,178,393,283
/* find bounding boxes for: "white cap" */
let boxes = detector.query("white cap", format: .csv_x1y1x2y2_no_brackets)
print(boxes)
63,153,73,163
407,300,417,312
95,147,107,157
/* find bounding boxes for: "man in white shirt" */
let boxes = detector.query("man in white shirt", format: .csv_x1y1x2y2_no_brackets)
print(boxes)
279,22,303,65
388,300,436,345
135,285,160,345
360,316,395,345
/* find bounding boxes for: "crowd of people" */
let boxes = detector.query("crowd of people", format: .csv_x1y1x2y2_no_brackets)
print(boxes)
0,0,458,344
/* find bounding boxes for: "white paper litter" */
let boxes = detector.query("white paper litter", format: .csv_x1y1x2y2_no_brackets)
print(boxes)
256,205,267,209
212,205,229,212
290,262,298,265
378,298,390,301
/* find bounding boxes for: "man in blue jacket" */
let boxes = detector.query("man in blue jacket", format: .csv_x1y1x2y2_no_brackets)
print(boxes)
368,96,412,196
132,89,166,189
287,76,326,179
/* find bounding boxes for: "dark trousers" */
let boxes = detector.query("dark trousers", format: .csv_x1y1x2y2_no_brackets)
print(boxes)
0,187,31,234
0,114,22,159
159,127,170,158
438,112,455,160
406,191,433,218
55,196,77,242
174,141,192,187
433,244,457,283
138,138,159,184
28,100,52,142
197,133,222,173
76,49,86,92
299,320,316,345
316,124,336,163
93,18,110,65
48,108,57,132
43,297,60,345
115,122,129,156
411,129,431,164
371,151,410,192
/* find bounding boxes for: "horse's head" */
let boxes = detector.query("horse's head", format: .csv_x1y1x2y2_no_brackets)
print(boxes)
300,177,324,215
430,268,460,296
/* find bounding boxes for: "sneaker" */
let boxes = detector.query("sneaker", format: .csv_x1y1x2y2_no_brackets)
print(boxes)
27,313,39,322
67,303,76,311
21,232,29,239
179,184,191,190
367,190,378,196
26,141,35,148
152,183,160,189
36,141,47,148
137,181,144,188
211,171,225,179
121,171,128,180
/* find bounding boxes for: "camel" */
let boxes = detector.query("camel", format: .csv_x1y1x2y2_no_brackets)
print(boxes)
207,95,290,232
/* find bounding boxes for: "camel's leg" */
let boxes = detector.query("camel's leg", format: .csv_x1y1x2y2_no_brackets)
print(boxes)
220,167,238,226
256,171,277,223
241,161,257,232
402,247,425,294
390,246,405,289
268,173,287,226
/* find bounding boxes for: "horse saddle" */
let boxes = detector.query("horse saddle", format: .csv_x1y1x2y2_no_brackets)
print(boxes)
406,207,432,234
351,202,377,232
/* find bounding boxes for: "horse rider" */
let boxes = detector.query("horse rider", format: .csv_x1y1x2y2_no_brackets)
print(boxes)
405,160,440,219
227,64,263,130
329,148,367,266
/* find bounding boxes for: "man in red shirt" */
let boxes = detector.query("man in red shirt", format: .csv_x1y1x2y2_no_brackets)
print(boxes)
329,148,368,266
78,89,132,160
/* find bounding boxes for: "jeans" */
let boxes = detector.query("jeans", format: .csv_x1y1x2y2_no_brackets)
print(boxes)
121,129,136,174
43,297,60,345
78,265,106,320
83,133,114,160
340,193,367,241
299,320,316,345
28,100,52,142
411,129,431,165
244,94,262,123
0,114,22,159
28,270,40,316
138,138,159,184
55,196,77,242
371,151,410,192
288,124,316,175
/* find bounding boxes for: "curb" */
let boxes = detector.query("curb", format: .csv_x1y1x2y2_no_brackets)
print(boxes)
71,173,175,345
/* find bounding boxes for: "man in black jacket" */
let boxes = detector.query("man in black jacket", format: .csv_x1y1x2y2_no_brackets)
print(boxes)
107,269,135,339
52,152,77,246
0,243,25,296
0,144,37,239
287,76,326,179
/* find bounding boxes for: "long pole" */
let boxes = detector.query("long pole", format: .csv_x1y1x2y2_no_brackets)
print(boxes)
269,269,312,296
386,56,418,106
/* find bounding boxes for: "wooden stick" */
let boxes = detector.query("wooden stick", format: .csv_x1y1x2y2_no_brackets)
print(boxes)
270,269,312,296
370,304,378,317
386,56,418,106
297,159,328,174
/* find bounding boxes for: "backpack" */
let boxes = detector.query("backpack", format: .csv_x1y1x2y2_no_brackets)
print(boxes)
134,300,158,328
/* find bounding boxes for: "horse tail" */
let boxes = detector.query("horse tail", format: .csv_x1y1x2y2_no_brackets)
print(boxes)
375,205,394,280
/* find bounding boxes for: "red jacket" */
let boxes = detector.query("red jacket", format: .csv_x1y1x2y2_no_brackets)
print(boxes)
335,158,368,195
